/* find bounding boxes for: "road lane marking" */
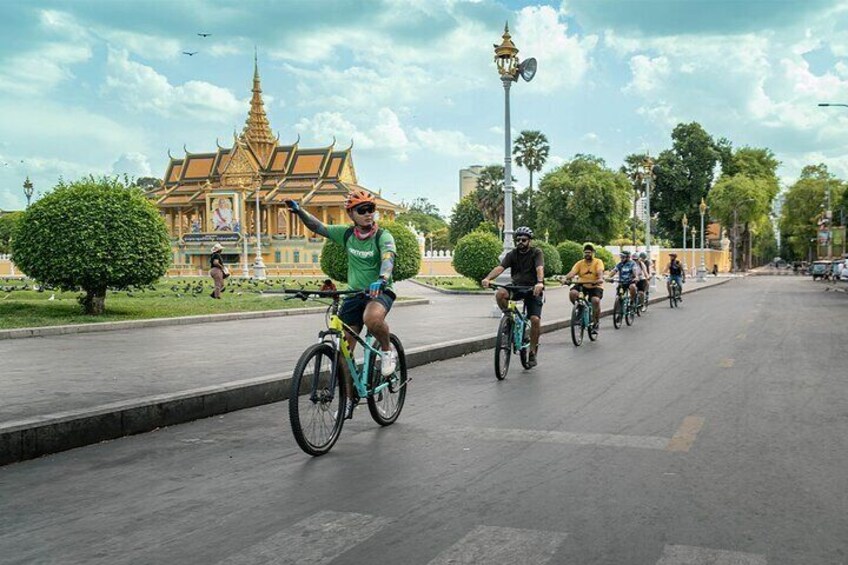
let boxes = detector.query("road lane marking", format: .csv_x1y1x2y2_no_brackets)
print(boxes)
736,333,746,340
217,510,392,565
427,525,566,565
444,426,670,450
720,358,735,368
666,416,705,453
655,544,767,564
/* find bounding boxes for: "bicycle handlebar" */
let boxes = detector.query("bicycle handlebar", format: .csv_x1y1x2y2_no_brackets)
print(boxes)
488,283,536,292
283,288,367,301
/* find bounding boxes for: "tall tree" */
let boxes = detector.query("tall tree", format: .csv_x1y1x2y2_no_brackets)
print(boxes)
652,122,720,240
536,154,631,244
473,165,515,225
396,197,447,236
620,153,649,244
513,130,550,191
449,195,486,245
779,164,846,260
404,197,442,218
708,175,771,270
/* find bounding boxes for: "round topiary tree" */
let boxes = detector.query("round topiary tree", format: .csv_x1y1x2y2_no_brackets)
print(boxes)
452,231,502,285
591,244,614,268
534,240,562,278
11,175,171,315
556,240,583,274
320,220,421,284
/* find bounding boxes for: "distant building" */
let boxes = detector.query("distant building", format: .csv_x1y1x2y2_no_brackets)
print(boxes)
459,165,483,200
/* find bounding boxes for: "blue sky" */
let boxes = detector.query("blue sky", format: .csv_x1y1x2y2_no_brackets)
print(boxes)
2,0,848,215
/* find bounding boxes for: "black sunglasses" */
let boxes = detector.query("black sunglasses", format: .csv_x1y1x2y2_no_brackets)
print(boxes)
354,204,375,215
515,237,530,243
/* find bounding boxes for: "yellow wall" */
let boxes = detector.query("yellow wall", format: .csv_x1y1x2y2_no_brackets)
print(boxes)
654,248,731,274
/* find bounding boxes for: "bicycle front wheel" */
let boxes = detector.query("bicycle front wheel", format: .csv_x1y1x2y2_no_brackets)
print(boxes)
518,321,532,369
613,297,623,329
495,316,513,379
570,304,584,346
625,299,634,326
289,343,345,456
367,334,408,426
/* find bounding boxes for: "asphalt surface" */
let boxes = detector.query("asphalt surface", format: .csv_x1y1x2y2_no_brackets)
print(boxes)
1,277,845,564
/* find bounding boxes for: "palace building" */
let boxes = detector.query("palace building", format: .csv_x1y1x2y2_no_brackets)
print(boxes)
147,57,400,276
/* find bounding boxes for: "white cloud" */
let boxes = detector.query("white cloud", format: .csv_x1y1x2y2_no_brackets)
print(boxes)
412,128,500,163
514,5,598,92
103,48,245,122
294,107,413,159
623,55,670,95
100,29,181,60
111,152,152,178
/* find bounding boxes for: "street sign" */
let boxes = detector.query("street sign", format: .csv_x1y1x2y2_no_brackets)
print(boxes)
182,233,240,244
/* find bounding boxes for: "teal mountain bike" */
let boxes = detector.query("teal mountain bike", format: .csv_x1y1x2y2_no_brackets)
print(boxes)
612,283,636,329
284,289,408,456
568,283,598,346
490,284,534,380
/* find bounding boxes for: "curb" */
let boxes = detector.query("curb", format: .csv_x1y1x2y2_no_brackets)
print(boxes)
408,278,567,295
0,279,731,466
0,298,430,341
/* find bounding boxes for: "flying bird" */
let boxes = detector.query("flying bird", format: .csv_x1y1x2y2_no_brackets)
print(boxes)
197,33,212,37
183,51,198,56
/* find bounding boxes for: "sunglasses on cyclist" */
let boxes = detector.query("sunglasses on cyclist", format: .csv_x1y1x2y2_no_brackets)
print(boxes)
515,237,530,243
354,204,375,215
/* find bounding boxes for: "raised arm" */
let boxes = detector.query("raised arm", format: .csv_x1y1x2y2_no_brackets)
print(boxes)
285,200,329,238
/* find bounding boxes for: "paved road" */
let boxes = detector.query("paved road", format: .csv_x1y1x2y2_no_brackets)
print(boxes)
0,277,726,423
2,277,844,565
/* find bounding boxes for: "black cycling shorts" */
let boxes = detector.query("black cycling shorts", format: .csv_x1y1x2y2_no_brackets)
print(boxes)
573,284,604,300
339,290,395,328
511,288,544,319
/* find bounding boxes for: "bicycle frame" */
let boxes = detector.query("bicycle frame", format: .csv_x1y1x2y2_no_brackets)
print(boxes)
506,300,530,353
322,314,393,400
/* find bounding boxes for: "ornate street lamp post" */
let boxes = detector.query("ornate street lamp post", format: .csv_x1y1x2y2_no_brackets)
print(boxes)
691,227,697,276
493,22,536,254
638,156,657,287
698,198,707,281
253,177,266,279
681,213,688,273
22,177,34,208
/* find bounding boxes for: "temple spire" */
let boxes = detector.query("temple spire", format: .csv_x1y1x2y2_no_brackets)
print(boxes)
240,49,275,159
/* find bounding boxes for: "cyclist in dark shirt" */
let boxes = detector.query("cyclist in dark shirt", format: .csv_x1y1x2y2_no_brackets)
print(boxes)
481,226,545,367
664,253,685,299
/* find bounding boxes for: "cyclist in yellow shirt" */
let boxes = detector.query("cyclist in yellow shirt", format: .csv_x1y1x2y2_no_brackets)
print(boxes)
561,243,605,331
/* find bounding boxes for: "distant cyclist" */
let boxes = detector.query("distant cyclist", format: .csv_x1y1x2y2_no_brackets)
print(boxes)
611,250,638,304
285,190,397,419
635,252,650,306
482,226,545,367
562,243,605,331
664,252,685,299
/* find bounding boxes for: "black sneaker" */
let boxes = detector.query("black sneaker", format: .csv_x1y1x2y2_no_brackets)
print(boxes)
528,351,538,368
344,397,359,420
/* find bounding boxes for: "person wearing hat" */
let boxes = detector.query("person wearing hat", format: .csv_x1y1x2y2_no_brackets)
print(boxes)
285,190,397,419
664,252,685,299
210,243,226,299
561,243,605,331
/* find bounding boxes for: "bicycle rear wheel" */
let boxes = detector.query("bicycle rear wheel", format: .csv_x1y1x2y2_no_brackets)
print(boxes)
613,297,623,329
289,343,345,456
495,316,512,379
367,334,407,426
570,304,584,346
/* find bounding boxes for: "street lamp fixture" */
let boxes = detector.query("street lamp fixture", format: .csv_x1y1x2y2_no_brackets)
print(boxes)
493,22,536,254
22,177,34,208
818,103,848,107
698,197,708,281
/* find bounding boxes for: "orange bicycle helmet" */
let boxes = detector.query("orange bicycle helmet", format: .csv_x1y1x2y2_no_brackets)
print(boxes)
345,189,376,210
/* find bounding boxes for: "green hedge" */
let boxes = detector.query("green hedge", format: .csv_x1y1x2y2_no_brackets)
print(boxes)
12,176,171,314
320,220,421,284
452,231,502,285
534,240,562,278
591,245,614,269
556,240,583,274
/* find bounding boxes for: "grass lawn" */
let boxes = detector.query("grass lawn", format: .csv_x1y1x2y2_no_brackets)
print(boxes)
0,276,340,329
413,276,562,291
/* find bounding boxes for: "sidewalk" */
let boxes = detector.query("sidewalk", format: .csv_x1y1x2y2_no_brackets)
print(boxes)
0,277,732,464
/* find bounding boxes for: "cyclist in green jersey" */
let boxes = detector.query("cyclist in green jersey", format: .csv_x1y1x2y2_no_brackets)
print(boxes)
285,190,397,418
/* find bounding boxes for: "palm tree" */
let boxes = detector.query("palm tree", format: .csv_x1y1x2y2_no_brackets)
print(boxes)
513,130,550,192
621,153,649,245
474,165,506,224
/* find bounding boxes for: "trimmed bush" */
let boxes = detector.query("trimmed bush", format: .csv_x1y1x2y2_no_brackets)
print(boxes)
11,175,171,314
591,245,614,269
556,240,583,274
534,240,562,278
452,231,502,285
320,220,421,284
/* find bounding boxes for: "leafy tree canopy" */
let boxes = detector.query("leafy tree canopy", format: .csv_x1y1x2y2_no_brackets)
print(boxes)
536,154,631,245
449,194,486,245
513,130,550,191
0,211,24,254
